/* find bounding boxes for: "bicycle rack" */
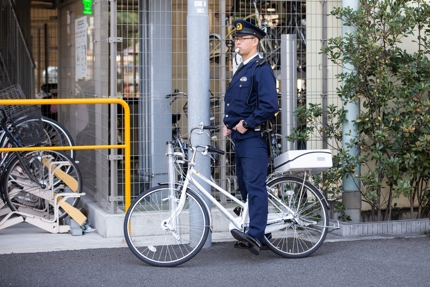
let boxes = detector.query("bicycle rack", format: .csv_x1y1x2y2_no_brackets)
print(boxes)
0,160,86,234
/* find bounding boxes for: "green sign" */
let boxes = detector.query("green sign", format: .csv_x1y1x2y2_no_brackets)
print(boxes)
82,0,92,15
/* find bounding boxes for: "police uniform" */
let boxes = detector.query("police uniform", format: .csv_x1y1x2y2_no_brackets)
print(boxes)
224,20,279,245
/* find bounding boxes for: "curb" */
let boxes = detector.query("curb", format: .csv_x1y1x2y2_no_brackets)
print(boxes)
330,218,429,237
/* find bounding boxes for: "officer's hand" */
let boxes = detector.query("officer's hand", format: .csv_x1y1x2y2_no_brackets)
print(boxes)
234,120,248,134
223,125,232,137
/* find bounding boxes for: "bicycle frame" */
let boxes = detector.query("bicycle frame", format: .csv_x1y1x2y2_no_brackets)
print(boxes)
163,134,302,236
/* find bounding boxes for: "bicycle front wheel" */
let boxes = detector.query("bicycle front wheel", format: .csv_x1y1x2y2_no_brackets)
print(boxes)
124,184,210,267
265,176,329,258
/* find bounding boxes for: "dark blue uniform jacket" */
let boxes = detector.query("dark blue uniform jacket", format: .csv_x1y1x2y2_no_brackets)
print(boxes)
223,57,279,141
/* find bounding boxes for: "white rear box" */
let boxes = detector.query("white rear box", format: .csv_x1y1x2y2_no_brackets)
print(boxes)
274,149,332,174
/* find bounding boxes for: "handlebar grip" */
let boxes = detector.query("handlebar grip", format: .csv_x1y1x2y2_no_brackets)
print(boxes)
202,125,218,131
207,145,225,155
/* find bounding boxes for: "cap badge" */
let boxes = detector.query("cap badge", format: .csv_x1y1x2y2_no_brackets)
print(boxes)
236,23,243,31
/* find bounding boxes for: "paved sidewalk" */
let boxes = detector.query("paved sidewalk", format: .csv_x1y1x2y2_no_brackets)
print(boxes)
1,236,429,287
0,222,427,254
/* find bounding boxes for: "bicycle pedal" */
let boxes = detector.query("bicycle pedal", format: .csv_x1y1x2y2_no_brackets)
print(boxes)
233,205,243,216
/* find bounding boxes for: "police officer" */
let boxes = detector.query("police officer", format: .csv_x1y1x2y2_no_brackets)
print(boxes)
222,20,279,255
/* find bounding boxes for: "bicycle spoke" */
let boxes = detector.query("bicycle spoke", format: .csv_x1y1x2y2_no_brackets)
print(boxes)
124,185,210,267
265,176,329,258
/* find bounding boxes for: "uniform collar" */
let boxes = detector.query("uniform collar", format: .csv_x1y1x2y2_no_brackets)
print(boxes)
242,53,260,66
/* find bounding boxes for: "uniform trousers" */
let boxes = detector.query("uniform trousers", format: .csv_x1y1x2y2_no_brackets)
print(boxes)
234,134,269,243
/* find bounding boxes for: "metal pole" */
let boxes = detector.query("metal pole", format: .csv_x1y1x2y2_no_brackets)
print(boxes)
44,23,49,85
219,0,228,205
187,0,211,246
342,0,361,222
321,0,328,149
280,34,297,152
109,0,119,213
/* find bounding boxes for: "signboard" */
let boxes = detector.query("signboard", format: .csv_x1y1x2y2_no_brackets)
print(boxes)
82,0,93,15
75,16,87,79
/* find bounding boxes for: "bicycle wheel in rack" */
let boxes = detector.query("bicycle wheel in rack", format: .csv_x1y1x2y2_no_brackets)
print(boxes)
124,184,210,267
41,116,76,160
2,150,82,220
259,27,281,69
0,117,75,161
265,175,329,258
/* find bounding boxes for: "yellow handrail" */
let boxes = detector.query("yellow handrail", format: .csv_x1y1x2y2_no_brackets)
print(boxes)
0,98,131,210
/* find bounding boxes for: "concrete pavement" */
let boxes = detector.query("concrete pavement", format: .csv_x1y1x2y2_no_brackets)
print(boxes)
0,221,428,255
0,235,429,287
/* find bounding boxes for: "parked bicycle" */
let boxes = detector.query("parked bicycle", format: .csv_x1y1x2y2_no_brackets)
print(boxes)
124,123,336,267
0,85,83,223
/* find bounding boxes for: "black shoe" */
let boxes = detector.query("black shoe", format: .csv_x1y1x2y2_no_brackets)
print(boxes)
230,229,262,255
261,233,272,250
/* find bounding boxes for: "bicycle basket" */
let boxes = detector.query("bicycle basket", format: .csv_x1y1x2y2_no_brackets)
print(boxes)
0,84,26,100
0,84,27,120
10,105,46,146
0,85,47,146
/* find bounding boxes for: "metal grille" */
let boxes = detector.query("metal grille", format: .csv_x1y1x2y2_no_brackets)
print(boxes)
111,0,344,209
2,0,343,213
0,0,35,97
31,3,58,99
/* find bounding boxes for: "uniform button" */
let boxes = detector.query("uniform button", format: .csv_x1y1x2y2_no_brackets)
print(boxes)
239,85,242,87
227,103,230,106
226,115,229,117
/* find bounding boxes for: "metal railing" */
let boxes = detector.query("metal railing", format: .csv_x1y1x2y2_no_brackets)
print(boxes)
0,98,132,210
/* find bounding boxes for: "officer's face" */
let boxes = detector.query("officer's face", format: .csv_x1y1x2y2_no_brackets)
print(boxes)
234,36,258,60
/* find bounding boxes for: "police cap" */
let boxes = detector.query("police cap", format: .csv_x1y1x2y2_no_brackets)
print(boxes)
234,19,266,40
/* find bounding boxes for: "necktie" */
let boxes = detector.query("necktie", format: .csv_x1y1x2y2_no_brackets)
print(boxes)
235,62,244,75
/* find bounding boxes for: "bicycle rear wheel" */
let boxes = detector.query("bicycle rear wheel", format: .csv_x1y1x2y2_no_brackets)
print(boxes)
41,116,76,160
124,184,210,267
2,150,82,220
259,27,280,69
265,176,329,258
0,117,75,161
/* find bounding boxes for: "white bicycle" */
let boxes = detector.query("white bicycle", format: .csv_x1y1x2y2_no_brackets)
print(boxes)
124,123,335,267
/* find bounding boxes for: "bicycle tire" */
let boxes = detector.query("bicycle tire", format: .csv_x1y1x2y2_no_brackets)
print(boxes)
0,117,75,160
259,27,281,69
124,184,210,267
41,117,76,160
264,175,329,258
288,25,306,54
2,150,82,220
209,34,221,63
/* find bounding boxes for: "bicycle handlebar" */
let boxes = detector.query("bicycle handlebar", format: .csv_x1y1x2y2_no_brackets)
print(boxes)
165,89,188,99
206,144,225,155
201,125,218,131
